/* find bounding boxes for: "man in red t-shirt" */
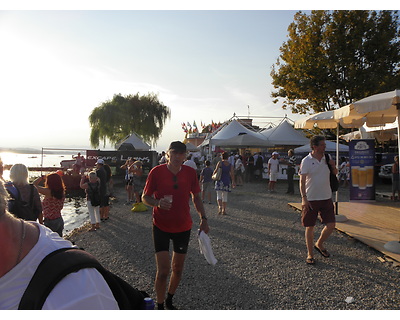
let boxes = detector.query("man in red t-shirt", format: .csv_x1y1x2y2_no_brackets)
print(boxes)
142,141,209,310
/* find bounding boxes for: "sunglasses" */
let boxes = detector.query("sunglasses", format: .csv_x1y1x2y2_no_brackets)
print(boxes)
173,175,178,189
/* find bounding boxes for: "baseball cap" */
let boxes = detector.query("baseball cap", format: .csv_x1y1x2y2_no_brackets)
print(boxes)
96,159,104,164
272,152,279,156
168,141,187,153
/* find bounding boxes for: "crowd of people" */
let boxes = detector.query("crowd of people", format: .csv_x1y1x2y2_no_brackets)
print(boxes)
0,135,398,309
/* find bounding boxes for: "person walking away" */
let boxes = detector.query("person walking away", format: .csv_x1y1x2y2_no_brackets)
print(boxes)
234,155,244,186
200,160,213,204
299,135,337,265
33,173,66,237
121,158,135,204
95,159,108,221
142,141,209,310
183,154,198,171
286,149,296,194
213,152,235,215
131,160,143,203
391,155,399,201
102,164,113,220
268,152,280,193
7,164,42,223
80,171,101,231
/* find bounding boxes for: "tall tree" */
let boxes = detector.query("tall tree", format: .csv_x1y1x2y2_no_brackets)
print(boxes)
271,10,400,114
89,93,170,148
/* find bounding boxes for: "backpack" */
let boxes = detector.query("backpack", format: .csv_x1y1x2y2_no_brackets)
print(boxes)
87,182,101,207
19,247,149,310
6,183,38,221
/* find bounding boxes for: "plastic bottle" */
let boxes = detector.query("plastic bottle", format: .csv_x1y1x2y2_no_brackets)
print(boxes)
144,297,155,310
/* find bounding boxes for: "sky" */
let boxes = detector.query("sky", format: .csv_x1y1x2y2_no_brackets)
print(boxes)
0,3,376,153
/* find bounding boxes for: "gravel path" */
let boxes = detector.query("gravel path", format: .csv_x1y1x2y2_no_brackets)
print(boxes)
67,179,400,310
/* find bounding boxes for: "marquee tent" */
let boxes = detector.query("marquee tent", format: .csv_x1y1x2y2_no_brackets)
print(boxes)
115,132,151,151
201,119,266,147
260,120,309,146
218,132,273,148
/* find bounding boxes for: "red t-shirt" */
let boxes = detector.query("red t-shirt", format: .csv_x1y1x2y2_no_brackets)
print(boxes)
143,164,201,233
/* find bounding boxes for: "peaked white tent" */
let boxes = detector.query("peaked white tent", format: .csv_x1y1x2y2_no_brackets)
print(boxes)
204,119,265,146
260,120,309,146
115,132,151,151
294,140,349,153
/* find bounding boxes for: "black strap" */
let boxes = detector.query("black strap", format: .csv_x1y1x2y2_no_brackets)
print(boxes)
325,153,333,172
19,247,146,310
19,248,106,309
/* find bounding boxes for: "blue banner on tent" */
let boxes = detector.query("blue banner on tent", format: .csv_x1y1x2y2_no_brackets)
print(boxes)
349,139,375,201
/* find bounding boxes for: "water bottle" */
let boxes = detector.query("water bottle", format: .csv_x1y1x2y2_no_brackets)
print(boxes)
144,297,155,310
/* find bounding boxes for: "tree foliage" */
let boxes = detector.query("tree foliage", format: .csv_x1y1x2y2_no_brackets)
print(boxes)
89,93,170,148
271,10,400,114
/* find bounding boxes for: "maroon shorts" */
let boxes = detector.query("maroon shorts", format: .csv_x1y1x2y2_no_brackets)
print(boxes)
301,199,335,227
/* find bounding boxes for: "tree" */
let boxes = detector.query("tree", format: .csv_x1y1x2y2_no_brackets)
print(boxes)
271,10,400,115
89,93,170,148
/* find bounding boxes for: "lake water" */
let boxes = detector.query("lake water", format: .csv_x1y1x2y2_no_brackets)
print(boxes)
1,151,90,236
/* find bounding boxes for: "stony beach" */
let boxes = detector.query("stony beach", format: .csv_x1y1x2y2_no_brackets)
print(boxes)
67,179,400,310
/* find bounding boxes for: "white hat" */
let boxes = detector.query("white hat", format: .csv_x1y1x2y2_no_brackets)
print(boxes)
272,152,279,156
96,159,104,164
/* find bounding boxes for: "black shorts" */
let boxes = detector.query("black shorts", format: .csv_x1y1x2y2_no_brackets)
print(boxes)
153,225,191,254
100,195,109,208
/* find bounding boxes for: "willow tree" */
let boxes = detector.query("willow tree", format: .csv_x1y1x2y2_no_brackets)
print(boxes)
271,10,400,114
89,93,170,148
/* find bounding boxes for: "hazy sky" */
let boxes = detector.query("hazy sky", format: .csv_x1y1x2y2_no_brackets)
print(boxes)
1,8,309,152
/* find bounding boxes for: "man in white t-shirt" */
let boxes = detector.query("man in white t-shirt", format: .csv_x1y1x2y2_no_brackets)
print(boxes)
0,180,119,310
267,152,280,192
299,135,337,265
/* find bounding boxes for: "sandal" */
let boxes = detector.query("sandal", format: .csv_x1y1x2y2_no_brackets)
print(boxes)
306,257,316,265
314,245,330,258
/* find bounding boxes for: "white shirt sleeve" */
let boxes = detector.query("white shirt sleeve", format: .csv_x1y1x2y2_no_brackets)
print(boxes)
43,268,119,310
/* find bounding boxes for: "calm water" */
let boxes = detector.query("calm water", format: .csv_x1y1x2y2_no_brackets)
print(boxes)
1,152,89,236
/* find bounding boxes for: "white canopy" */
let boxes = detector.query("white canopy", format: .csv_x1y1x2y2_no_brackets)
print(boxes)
115,132,151,151
261,120,309,146
206,119,265,146
294,140,349,153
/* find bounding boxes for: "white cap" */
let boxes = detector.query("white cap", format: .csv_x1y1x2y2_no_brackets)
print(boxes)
96,159,104,164
272,152,279,156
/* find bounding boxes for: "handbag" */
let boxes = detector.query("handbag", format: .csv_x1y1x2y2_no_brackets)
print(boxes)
212,167,222,181
325,153,339,192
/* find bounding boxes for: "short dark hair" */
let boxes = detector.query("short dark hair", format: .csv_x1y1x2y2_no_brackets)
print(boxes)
310,135,326,149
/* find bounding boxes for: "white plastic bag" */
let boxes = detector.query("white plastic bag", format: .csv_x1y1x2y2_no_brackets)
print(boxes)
197,230,217,265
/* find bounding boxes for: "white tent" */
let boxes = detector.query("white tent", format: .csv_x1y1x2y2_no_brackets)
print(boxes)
218,132,273,148
260,120,309,146
115,132,151,151
294,140,349,153
185,142,199,151
205,119,265,146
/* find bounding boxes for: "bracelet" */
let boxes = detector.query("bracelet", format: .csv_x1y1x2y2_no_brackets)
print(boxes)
301,195,307,198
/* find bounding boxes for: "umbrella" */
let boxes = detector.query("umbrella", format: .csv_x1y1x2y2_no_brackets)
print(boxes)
334,89,400,253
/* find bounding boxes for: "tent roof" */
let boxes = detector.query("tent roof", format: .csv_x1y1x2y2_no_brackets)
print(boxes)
115,132,151,151
218,132,273,148
185,142,199,151
294,140,349,153
210,119,262,146
260,120,309,146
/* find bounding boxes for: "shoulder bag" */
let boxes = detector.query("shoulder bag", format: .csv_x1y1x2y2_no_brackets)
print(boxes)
325,153,339,192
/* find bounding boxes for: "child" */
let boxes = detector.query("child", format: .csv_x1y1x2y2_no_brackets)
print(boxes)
200,160,213,204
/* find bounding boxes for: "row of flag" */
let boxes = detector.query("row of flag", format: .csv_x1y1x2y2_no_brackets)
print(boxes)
181,121,222,134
